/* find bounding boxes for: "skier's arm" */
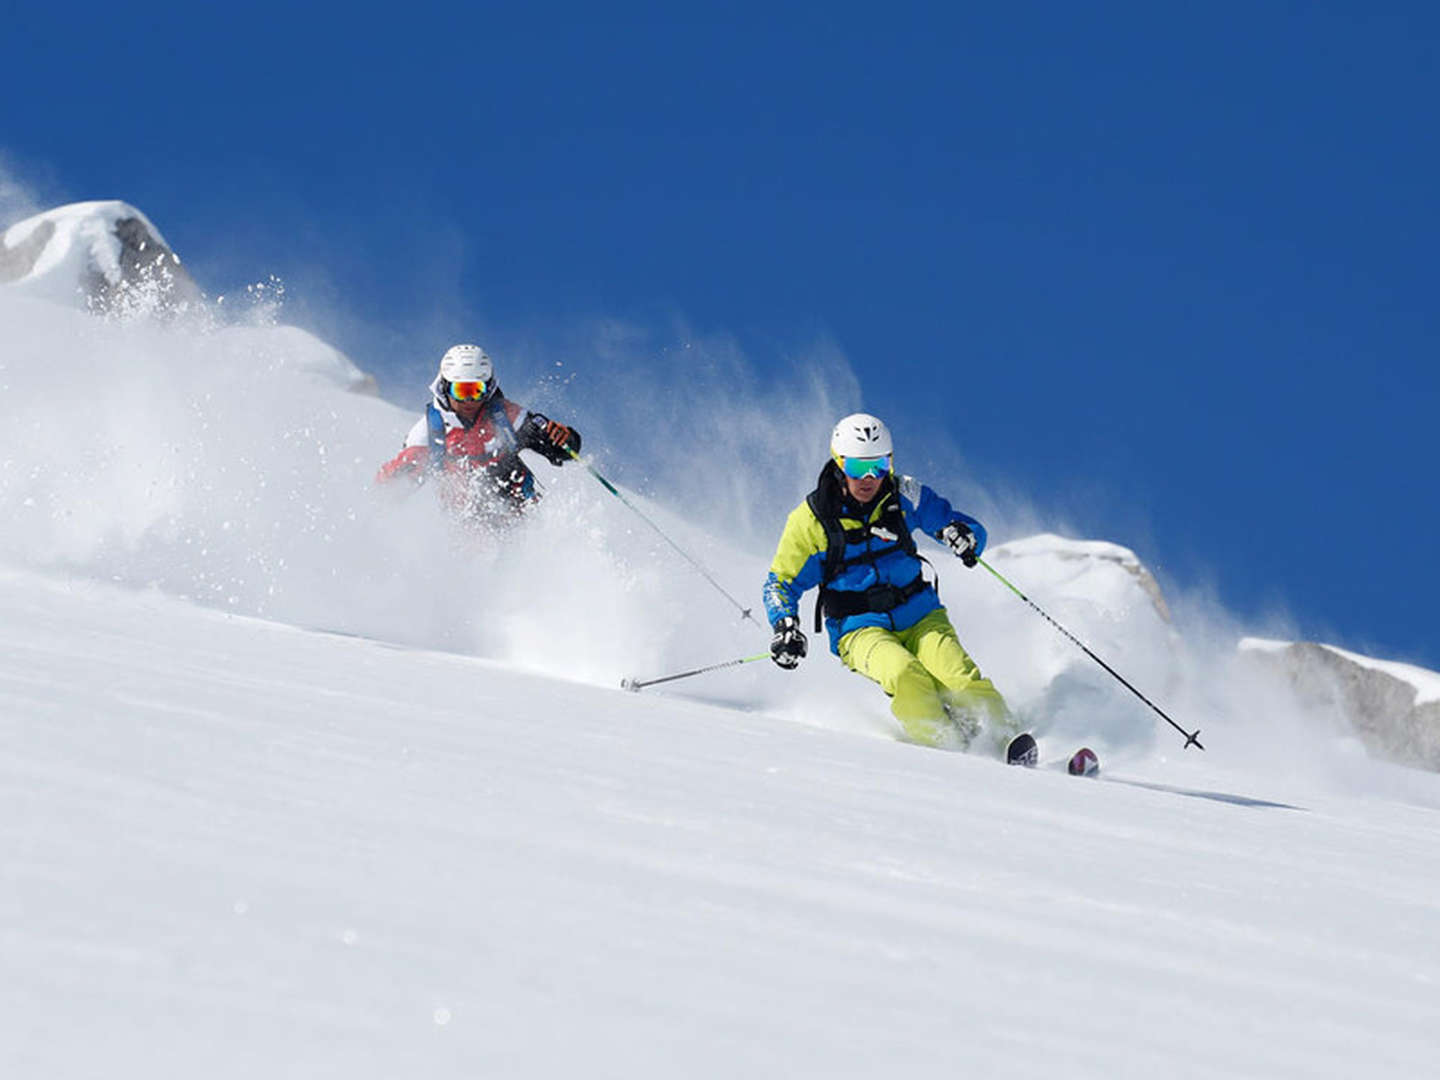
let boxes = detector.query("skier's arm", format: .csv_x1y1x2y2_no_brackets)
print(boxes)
375,446,428,484
762,504,826,625
374,417,433,485
516,408,582,465
899,475,988,558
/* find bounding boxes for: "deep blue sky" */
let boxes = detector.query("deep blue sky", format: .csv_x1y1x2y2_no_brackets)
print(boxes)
7,2,1439,669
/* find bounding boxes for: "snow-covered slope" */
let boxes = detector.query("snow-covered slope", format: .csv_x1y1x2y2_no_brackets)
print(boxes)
5,567,1440,1079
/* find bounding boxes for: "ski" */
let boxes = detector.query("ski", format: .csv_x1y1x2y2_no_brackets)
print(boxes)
1005,732,1039,767
1067,746,1101,776
1009,737,1102,776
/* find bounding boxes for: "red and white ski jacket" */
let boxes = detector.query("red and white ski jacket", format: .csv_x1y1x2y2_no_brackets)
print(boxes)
375,377,535,486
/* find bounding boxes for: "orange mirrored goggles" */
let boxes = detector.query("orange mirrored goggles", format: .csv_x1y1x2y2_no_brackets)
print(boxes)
448,380,489,402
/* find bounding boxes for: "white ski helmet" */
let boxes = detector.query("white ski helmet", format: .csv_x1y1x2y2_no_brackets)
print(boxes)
830,412,894,463
438,343,494,385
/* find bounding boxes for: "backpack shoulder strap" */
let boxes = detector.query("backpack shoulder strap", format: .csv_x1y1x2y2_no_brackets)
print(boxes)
425,403,447,469
877,489,918,557
484,396,522,455
805,483,849,633
806,489,849,584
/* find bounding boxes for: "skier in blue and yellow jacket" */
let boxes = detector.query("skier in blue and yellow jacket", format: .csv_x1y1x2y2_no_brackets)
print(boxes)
764,412,1022,753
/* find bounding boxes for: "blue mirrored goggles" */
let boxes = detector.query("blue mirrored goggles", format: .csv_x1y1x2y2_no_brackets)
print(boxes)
838,454,892,480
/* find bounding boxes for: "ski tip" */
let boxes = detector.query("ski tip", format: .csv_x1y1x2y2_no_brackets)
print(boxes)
1005,732,1039,767
1067,747,1101,777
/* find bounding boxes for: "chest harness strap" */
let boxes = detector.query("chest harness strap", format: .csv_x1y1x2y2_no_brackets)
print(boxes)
806,478,933,632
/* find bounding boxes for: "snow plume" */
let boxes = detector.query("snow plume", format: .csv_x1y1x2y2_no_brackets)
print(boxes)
2,287,1432,789
417,313,1393,781
0,295,395,598
0,155,43,228
446,315,914,734
0,294,865,729
500,316,861,548
442,316,892,730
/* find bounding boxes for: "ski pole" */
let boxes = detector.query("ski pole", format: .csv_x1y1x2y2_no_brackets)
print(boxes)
568,448,762,627
621,652,770,692
977,557,1205,750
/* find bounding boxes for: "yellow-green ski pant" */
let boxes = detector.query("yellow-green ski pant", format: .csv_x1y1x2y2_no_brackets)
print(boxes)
837,608,1012,749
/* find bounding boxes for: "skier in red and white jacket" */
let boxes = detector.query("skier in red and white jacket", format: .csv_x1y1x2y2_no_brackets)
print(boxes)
376,344,582,521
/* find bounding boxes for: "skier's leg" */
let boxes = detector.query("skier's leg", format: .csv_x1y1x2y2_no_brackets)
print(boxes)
837,626,955,747
903,608,1018,751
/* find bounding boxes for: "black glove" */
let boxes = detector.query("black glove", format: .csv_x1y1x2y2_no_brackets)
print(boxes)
485,456,536,502
939,521,979,567
521,413,581,465
770,616,808,670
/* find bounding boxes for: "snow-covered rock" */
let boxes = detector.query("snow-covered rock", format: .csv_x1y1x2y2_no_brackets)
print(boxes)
937,532,1180,748
987,532,1171,624
1241,638,1440,770
1,201,376,393
0,200,202,315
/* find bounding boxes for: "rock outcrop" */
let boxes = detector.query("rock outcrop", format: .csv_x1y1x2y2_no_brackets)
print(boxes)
2,200,376,394
1,200,202,315
1242,639,1440,770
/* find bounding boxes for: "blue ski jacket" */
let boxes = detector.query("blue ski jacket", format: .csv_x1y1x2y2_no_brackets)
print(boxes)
763,465,986,654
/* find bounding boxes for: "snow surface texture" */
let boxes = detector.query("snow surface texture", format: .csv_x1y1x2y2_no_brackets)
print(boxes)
6,570,1440,1079
5,220,1440,1075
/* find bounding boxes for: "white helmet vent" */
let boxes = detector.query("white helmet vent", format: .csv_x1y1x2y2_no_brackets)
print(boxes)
830,412,894,460
439,343,494,384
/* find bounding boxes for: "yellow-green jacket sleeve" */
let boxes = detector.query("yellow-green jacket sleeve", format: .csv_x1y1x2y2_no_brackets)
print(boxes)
762,502,828,626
